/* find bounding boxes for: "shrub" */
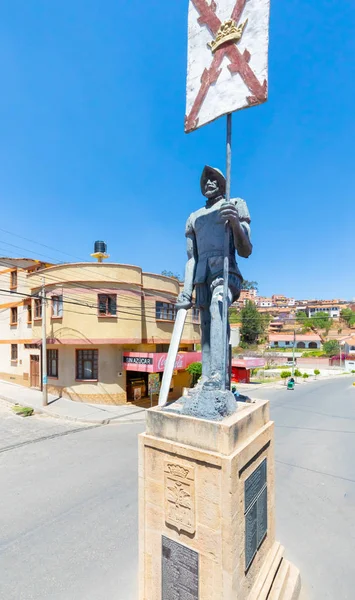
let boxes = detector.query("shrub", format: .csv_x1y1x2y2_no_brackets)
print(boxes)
12,405,34,417
314,369,320,377
294,369,302,378
303,373,309,379
186,362,202,386
280,370,291,385
323,340,340,357
302,350,325,358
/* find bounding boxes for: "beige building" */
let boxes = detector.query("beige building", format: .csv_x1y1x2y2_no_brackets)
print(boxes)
0,258,200,404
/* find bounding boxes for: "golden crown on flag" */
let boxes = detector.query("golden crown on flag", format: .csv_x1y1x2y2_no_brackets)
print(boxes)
208,18,248,54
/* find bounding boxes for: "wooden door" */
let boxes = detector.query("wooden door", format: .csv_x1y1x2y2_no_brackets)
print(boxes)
30,355,40,389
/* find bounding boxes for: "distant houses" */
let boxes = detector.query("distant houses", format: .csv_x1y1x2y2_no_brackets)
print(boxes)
269,334,322,350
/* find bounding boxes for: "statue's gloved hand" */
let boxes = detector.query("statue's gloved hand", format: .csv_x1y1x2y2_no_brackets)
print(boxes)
219,202,239,225
176,291,193,310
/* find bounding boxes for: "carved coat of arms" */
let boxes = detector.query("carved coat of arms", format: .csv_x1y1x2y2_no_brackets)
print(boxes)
164,461,195,534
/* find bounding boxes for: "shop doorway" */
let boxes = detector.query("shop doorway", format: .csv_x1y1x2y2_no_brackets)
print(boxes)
126,371,149,402
30,355,40,389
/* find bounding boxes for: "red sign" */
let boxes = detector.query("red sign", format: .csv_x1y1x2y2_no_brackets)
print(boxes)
123,352,201,373
232,358,265,369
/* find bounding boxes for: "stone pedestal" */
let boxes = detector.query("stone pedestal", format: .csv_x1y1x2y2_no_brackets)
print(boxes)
139,400,301,600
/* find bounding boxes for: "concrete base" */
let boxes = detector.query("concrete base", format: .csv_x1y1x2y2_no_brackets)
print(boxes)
139,399,301,600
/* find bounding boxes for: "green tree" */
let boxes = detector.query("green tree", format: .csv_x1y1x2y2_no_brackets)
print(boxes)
303,373,309,380
240,300,266,345
281,370,292,385
341,308,355,327
311,312,332,332
314,369,320,377
242,280,258,291
229,307,241,324
186,362,202,387
294,369,302,380
296,311,308,325
323,340,340,356
161,270,182,281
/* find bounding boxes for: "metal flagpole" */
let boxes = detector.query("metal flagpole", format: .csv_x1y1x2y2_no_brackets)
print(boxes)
222,113,232,390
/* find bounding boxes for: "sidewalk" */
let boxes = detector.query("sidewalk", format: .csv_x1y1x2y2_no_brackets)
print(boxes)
0,380,147,425
237,371,352,394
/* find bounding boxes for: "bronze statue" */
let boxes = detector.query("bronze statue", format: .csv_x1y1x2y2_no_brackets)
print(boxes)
177,165,252,389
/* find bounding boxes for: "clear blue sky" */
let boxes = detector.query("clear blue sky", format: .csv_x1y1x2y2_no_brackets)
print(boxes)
0,0,354,300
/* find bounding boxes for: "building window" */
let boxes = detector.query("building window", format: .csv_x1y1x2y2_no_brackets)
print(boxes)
285,341,290,346
52,295,63,318
11,344,18,361
192,307,200,323
10,270,17,289
27,303,32,324
34,299,42,319
10,307,18,325
47,349,58,378
274,341,279,347
76,349,98,380
98,294,117,317
156,301,176,321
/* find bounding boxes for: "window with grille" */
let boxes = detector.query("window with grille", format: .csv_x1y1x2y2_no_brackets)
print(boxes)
52,295,63,318
11,344,18,361
10,270,17,289
155,301,176,321
10,307,18,325
47,349,58,378
34,299,42,319
76,349,98,380
98,294,117,316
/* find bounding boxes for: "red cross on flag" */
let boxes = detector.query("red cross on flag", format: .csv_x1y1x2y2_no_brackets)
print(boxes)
185,0,270,133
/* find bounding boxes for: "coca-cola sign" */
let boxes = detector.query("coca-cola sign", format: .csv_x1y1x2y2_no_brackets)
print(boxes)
123,351,201,373
156,354,184,372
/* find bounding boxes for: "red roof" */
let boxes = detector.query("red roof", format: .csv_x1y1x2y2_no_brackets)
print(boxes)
269,334,321,342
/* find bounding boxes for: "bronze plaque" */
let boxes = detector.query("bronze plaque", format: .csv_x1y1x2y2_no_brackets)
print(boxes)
245,459,268,570
162,536,198,599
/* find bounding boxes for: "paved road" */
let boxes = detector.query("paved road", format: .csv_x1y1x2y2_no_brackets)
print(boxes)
0,377,354,599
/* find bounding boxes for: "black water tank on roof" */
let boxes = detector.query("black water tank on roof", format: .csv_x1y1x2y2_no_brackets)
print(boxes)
94,241,107,254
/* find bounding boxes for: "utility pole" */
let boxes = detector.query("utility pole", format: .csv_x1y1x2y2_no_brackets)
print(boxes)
339,342,342,371
292,327,296,377
41,278,48,406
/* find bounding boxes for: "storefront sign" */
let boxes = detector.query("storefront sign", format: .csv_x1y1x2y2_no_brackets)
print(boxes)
123,356,153,367
123,352,201,373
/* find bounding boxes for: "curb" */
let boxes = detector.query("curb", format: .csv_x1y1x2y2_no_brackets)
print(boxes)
0,394,146,426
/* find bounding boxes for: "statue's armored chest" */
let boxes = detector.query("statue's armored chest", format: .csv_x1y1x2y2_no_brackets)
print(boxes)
192,201,225,250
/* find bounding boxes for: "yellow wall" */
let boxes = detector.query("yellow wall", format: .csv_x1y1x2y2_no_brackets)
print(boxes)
47,344,127,404
0,260,200,403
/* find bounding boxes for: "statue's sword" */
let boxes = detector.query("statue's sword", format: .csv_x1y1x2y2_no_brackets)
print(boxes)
158,308,187,407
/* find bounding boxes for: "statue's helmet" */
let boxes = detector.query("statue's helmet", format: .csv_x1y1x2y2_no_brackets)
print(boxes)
200,165,226,197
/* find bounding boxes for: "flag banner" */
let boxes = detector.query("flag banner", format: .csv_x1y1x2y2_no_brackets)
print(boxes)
185,0,270,133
